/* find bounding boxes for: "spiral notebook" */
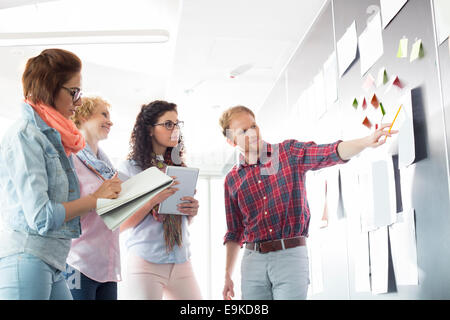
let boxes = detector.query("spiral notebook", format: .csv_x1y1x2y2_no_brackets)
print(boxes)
96,166,174,230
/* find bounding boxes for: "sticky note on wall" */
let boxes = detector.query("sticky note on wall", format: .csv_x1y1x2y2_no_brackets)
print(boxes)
362,74,376,92
371,94,379,108
362,97,368,110
392,76,403,89
377,68,388,87
397,37,408,58
410,39,424,62
363,117,372,129
380,102,386,116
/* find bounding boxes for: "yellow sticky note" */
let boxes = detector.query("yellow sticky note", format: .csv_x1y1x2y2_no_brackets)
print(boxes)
410,39,424,62
397,37,408,58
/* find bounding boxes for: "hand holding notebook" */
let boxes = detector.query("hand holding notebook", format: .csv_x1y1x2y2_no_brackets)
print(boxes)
158,166,199,215
95,166,174,230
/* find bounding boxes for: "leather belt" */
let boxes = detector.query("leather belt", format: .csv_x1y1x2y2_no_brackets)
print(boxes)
245,236,306,254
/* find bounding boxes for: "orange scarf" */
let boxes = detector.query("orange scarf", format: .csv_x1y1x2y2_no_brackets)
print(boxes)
26,100,85,156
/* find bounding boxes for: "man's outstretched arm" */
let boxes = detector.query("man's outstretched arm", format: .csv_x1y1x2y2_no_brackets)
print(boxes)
337,123,397,161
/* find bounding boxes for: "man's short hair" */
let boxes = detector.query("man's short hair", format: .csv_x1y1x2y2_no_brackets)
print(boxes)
219,105,255,137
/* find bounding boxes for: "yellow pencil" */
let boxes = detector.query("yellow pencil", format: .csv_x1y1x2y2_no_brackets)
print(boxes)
385,105,402,140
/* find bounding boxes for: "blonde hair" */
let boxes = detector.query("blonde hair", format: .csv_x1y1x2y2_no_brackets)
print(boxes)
219,105,255,137
71,96,111,128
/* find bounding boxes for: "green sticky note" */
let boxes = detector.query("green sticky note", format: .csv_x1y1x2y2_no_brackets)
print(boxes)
377,68,389,87
410,39,424,62
383,69,388,84
380,102,386,116
353,98,358,109
397,38,408,58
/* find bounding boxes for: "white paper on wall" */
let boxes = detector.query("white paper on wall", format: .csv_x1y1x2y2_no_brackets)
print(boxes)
340,165,361,226
337,21,358,78
359,11,384,76
325,167,340,222
306,83,317,122
434,0,450,45
358,161,376,232
354,231,371,292
323,51,339,107
380,0,408,29
369,226,389,294
388,208,419,285
371,159,397,228
313,70,327,119
398,89,415,167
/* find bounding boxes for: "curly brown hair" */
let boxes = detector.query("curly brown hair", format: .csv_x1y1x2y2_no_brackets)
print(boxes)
128,100,185,169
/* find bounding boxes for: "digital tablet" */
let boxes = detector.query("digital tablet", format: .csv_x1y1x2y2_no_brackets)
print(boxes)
158,166,199,215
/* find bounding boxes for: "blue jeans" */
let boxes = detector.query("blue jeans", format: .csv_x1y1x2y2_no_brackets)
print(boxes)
64,266,117,300
241,245,310,300
0,253,72,300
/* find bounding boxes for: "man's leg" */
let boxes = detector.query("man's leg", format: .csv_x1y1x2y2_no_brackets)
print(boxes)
241,249,273,300
270,246,310,300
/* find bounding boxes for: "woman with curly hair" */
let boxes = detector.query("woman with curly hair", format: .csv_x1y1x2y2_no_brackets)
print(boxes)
118,100,202,300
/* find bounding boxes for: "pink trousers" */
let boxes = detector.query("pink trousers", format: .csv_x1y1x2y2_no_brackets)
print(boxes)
125,253,202,300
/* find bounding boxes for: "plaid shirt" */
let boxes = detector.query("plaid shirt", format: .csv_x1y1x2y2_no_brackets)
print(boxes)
223,140,347,246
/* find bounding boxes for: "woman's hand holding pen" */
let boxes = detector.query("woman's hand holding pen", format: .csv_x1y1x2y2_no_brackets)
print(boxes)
65,172,122,220
92,172,122,199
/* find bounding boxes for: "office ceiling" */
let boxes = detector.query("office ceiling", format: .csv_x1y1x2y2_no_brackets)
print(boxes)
0,0,326,172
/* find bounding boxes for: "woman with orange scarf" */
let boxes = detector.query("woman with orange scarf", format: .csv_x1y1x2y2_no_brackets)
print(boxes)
0,49,122,300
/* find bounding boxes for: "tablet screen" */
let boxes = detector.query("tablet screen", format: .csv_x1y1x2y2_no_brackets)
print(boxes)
158,166,199,215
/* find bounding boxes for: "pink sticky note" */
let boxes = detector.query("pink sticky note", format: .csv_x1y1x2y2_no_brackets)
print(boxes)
362,74,375,92
362,97,368,110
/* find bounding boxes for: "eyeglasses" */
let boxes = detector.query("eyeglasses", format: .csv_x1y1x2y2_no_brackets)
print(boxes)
153,120,184,130
61,86,82,103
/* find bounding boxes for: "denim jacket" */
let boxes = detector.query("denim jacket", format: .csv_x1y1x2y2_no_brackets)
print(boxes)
0,102,81,239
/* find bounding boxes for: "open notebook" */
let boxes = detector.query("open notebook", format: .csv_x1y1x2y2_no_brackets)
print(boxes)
96,167,173,230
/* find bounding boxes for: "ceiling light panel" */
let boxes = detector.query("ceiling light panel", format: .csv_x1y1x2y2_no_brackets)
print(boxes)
0,0,174,33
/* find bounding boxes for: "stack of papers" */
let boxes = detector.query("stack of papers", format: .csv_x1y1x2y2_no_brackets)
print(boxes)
96,167,174,230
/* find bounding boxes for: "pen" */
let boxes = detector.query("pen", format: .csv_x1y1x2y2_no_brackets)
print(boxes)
385,104,402,141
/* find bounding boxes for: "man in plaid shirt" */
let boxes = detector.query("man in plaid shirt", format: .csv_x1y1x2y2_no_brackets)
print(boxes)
219,106,396,300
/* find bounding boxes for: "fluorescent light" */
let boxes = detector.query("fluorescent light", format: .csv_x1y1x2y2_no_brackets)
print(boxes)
0,29,170,47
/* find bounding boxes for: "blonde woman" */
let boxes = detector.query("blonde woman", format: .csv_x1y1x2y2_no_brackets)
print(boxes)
64,96,121,300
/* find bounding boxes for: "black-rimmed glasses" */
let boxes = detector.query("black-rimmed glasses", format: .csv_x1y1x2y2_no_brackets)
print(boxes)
153,120,184,130
61,86,82,103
